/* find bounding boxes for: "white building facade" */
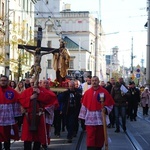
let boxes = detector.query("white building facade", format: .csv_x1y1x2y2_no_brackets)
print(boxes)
35,0,107,81
1,0,35,81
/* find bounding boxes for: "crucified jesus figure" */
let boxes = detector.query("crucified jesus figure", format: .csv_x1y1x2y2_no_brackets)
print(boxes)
23,46,58,87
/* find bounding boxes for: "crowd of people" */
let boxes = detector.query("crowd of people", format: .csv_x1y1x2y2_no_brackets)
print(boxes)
0,75,150,150
0,76,59,150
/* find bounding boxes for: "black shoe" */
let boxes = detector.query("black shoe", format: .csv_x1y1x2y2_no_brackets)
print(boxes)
130,118,133,121
115,128,120,133
134,118,136,121
42,145,48,150
123,126,126,132
67,139,72,143
57,134,60,138
107,124,111,128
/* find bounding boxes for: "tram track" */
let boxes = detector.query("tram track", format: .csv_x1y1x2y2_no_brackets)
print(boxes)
75,124,144,150
122,111,150,150
76,127,143,150
74,108,150,150
124,127,143,150
75,130,85,150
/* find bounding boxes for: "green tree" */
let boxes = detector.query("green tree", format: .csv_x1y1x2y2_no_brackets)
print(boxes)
8,20,35,81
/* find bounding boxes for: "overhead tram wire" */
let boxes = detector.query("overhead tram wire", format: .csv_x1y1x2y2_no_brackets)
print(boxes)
41,0,55,17
102,15,147,22
8,10,147,21
8,9,60,16
34,4,62,34
41,0,62,27
34,5,48,28
40,0,64,36
101,7,147,12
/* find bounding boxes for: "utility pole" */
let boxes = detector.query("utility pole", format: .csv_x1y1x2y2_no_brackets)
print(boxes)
146,0,150,88
131,37,134,73
5,0,10,76
95,18,98,76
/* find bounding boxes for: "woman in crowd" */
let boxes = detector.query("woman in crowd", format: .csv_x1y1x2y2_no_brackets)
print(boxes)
15,81,25,131
141,87,150,115
9,80,17,89
15,81,25,93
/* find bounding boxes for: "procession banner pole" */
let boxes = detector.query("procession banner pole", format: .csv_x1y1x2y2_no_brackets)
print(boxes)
100,93,108,150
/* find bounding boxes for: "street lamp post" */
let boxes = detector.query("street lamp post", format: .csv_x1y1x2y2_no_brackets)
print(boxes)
131,37,134,73
130,37,136,75
4,0,11,76
146,0,150,88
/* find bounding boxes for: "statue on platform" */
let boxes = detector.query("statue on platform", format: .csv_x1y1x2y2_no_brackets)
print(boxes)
53,39,70,84
20,38,70,86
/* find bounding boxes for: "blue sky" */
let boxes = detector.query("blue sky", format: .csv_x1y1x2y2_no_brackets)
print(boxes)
63,0,147,68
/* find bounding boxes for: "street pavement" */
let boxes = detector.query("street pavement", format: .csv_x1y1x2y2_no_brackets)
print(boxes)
8,106,150,150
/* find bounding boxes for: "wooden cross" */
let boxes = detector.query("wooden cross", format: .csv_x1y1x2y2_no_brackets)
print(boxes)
18,26,59,131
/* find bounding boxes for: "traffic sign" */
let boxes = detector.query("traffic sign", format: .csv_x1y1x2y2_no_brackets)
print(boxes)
136,73,140,79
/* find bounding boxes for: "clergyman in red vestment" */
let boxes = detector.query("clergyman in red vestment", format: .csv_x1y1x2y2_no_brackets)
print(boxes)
19,78,58,150
79,76,114,150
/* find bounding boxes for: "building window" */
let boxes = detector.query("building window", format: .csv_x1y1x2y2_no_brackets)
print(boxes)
47,59,52,69
46,0,48,4
27,0,29,13
30,2,32,17
29,26,32,40
69,60,74,69
23,0,25,10
47,25,53,32
19,0,21,6
47,41,51,48
26,23,28,39
22,20,25,38
2,2,4,19
87,57,90,70
13,11,15,30
18,16,20,33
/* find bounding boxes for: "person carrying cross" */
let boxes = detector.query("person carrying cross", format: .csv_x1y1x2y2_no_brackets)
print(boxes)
19,78,58,150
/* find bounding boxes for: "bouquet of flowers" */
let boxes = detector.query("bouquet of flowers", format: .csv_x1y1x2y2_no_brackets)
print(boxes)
49,79,59,88
49,79,70,88
61,79,70,88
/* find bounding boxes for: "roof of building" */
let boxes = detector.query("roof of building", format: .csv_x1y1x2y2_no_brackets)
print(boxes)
63,36,85,50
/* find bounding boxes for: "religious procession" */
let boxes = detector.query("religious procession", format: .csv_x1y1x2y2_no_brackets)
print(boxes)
0,0,150,150
1,36,150,150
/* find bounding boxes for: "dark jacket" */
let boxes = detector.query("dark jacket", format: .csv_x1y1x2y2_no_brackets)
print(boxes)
128,87,140,104
61,89,82,115
111,82,130,106
105,82,113,94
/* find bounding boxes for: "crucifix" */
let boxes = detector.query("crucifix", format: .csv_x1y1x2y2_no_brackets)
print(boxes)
18,26,59,131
